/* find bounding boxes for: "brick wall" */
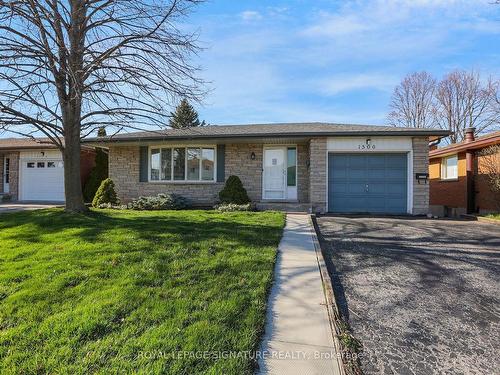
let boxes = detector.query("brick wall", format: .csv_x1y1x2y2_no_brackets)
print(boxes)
475,149,500,212
225,144,262,202
109,143,310,205
309,138,327,213
109,146,223,205
412,137,430,215
0,154,3,194
297,143,310,203
429,152,467,212
6,152,19,200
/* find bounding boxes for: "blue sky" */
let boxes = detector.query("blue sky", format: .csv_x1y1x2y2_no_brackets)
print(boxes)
188,0,500,125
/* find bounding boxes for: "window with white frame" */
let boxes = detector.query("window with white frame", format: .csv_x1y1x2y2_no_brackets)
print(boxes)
150,147,215,181
441,155,458,180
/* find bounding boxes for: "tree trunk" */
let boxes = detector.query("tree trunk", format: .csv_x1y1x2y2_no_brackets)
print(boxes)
63,132,87,213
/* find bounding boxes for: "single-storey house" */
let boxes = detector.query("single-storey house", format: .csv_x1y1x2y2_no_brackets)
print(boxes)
0,138,95,202
429,128,500,216
85,123,448,214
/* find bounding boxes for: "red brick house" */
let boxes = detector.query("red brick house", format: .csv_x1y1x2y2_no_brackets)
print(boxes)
429,128,500,216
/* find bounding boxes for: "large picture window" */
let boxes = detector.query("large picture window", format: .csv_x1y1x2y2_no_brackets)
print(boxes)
150,146,215,182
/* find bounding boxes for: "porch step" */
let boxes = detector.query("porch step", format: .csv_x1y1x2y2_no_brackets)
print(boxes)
256,202,312,213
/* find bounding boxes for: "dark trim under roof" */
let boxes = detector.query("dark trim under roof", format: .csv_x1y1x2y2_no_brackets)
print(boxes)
83,123,450,143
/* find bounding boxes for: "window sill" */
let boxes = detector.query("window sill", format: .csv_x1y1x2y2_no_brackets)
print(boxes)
439,178,459,182
145,180,219,184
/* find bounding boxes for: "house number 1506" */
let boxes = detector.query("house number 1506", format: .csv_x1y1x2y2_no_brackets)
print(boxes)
358,144,376,150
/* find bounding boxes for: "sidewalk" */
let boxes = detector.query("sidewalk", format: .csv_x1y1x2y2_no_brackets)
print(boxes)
257,214,342,375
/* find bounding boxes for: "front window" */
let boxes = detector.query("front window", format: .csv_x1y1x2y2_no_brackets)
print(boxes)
4,158,9,183
151,147,215,182
441,155,458,180
287,147,297,186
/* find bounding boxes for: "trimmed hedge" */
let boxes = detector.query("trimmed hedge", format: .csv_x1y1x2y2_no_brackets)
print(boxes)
218,175,250,204
128,194,189,210
92,178,119,207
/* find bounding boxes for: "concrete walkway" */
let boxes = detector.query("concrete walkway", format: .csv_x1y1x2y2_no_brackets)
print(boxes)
257,214,342,375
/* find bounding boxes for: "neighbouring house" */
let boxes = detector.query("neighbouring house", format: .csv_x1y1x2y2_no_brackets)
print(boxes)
0,138,96,202
429,128,500,217
85,123,448,214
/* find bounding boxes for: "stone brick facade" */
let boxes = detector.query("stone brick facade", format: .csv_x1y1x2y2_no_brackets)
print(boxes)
0,154,3,194
109,143,311,205
225,144,263,202
308,138,327,213
412,137,430,215
108,137,431,214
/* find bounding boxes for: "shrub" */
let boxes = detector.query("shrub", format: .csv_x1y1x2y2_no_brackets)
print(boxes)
92,178,119,207
218,175,250,204
215,203,253,212
1,194,12,202
127,193,189,210
83,148,109,202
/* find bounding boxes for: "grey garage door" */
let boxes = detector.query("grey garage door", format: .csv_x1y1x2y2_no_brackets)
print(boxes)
328,153,408,214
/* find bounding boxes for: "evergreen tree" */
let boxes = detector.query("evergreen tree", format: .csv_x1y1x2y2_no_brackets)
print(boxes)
83,147,109,202
169,99,205,128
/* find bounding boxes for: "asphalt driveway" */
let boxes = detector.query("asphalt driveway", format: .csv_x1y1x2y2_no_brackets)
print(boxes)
0,203,61,214
316,216,500,375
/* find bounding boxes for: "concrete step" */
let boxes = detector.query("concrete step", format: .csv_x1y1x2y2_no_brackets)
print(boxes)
256,202,312,212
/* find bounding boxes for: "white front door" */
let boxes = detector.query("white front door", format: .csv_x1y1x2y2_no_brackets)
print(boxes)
263,148,286,199
3,157,10,193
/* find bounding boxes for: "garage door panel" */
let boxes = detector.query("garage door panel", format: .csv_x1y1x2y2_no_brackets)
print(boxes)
328,153,407,214
21,159,65,201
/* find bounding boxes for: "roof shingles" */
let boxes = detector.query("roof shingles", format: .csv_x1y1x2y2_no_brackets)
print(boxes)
85,122,449,142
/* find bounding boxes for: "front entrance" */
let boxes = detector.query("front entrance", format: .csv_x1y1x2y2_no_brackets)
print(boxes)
263,147,297,200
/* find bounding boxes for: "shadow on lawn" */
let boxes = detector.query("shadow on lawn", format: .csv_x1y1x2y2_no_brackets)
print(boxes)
0,209,283,250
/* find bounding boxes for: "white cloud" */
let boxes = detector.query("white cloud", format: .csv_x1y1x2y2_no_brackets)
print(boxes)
318,73,399,95
240,10,262,22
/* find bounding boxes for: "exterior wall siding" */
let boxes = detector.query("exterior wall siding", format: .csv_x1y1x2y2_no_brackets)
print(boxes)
309,138,327,213
412,137,430,215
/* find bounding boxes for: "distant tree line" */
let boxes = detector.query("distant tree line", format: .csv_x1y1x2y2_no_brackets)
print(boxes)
388,70,499,143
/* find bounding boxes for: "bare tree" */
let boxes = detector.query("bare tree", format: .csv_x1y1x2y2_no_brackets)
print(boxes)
388,71,437,128
435,70,499,143
478,145,500,211
0,0,205,212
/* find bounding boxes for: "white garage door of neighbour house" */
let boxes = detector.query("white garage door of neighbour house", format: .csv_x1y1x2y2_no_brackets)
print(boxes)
20,151,65,201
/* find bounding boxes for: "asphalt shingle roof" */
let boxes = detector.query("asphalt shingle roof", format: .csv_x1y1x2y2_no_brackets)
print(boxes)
84,122,450,142
0,137,57,150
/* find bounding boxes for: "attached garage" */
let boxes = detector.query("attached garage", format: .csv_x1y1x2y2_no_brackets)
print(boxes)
19,151,65,201
328,153,408,214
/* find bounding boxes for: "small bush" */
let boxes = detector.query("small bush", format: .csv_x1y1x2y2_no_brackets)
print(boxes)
127,193,189,210
92,178,119,207
1,194,12,202
215,203,253,212
218,175,250,204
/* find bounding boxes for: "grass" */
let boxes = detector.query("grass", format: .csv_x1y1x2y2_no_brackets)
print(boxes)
0,209,285,374
484,213,500,220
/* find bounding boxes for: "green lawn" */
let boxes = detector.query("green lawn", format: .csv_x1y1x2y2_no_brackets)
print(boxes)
0,209,284,374
484,213,500,220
